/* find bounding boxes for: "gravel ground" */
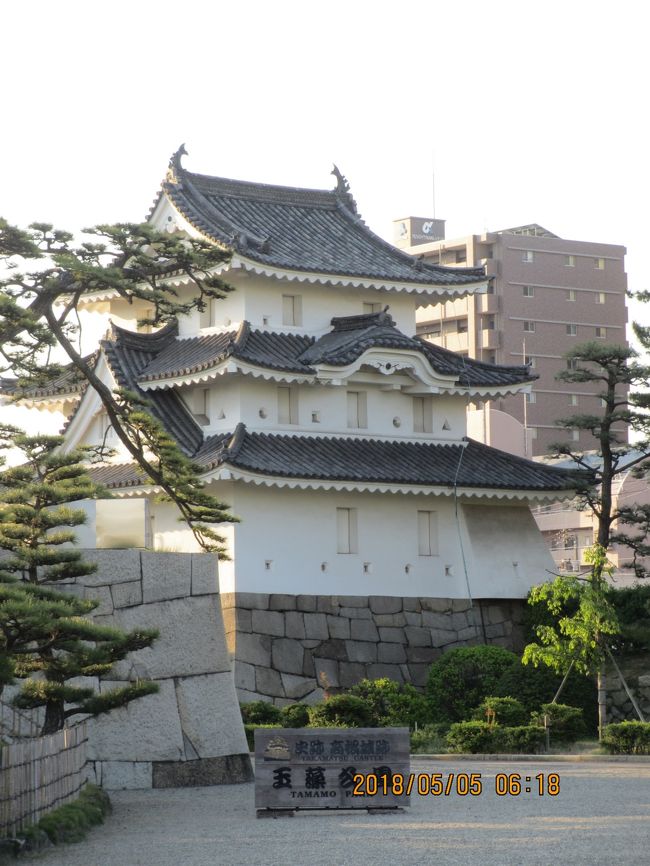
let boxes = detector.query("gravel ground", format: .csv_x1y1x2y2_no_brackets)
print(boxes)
24,759,650,866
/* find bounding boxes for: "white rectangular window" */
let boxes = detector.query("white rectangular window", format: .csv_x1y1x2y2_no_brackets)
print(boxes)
522,285,534,297
526,391,536,404
362,302,383,314
337,507,358,554
596,292,606,304
191,389,210,426
282,295,302,326
596,326,606,339
523,321,535,333
199,302,212,329
572,429,580,441
277,386,297,424
570,394,578,406
567,358,578,371
413,396,433,433
595,257,605,270
565,255,575,267
347,391,367,429
417,511,439,556
522,250,534,263
567,289,576,302
567,324,577,336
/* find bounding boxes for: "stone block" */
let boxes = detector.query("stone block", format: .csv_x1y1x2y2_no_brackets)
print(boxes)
85,585,113,616
272,638,305,675
269,594,297,611
407,664,430,687
234,661,256,692
141,552,191,603
378,643,407,664
317,597,340,615
304,613,329,640
431,629,461,648
485,622,506,639
487,604,509,624
338,596,368,608
404,626,431,647
638,674,650,687
112,596,232,678
367,664,404,683
222,607,252,634
111,580,142,610
406,646,442,664
403,597,422,612
237,689,272,704
255,666,284,697
345,641,377,663
152,754,253,788
421,597,452,613
350,620,379,642
422,611,453,630
236,633,272,668
285,611,306,639
88,680,183,762
303,640,321,649
302,649,315,678
404,611,422,626
339,662,367,688
378,627,406,644
190,554,218,595
80,549,143,587
327,615,350,639
374,612,407,627
314,657,340,689
302,688,325,706
100,761,152,790
451,612,468,631
339,606,371,619
296,595,317,612
452,599,472,613
457,625,480,641
252,609,285,637
234,592,270,610
313,638,348,661
369,596,403,615
281,674,315,700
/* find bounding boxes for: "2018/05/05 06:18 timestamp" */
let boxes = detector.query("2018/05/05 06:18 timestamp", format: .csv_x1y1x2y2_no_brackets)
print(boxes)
352,773,560,797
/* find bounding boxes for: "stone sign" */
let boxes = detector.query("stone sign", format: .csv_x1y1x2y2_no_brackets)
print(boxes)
254,727,410,816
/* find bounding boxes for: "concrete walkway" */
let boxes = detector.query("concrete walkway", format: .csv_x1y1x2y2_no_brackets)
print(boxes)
25,759,650,866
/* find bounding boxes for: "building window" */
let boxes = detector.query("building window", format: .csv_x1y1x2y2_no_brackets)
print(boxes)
413,396,433,433
530,427,538,439
278,386,297,424
595,257,605,270
596,292,606,304
564,255,576,267
347,391,368,429
526,391,536,404
282,295,303,327
457,320,468,333
570,394,578,406
566,324,578,336
567,358,578,371
524,355,536,367
522,250,534,263
362,302,382,314
337,507,358,554
417,510,439,556
522,285,534,297
572,429,580,441
191,389,210,426
567,289,576,302
455,250,467,264
523,321,536,333
199,301,213,329
596,326,606,339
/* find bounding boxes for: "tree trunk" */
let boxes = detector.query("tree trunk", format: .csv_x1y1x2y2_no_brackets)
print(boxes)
597,665,607,741
41,699,65,735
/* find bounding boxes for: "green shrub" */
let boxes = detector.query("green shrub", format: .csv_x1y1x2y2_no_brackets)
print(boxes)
308,694,375,728
493,661,597,733
410,723,450,754
281,703,310,728
608,585,650,654
17,784,110,849
240,701,282,725
426,646,518,722
493,725,546,754
446,721,496,753
602,721,650,755
244,723,278,751
347,678,431,727
532,703,586,742
473,696,527,726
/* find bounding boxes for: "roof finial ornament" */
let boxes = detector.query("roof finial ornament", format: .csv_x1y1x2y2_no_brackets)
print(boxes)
331,164,358,215
167,143,188,184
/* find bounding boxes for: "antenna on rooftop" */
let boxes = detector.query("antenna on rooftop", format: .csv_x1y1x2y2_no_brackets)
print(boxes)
432,150,436,219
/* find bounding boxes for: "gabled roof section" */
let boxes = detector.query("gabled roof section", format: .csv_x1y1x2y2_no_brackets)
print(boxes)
100,321,203,455
95,424,581,494
156,147,486,289
0,354,97,402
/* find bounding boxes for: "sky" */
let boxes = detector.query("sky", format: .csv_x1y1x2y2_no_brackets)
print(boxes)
1,0,648,322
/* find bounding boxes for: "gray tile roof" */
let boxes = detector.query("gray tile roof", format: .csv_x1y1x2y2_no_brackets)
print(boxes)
134,311,534,389
158,148,486,288
0,355,97,400
95,424,579,492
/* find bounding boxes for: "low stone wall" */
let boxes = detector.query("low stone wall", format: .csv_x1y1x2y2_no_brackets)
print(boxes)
220,593,525,704
69,550,251,789
607,673,650,723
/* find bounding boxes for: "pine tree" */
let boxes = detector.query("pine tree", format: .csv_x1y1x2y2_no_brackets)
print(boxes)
0,428,158,735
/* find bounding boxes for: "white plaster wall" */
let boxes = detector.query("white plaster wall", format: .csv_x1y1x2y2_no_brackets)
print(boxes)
220,483,549,599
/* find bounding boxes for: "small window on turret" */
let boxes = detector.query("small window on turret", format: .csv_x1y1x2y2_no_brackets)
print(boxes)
362,302,382,314
413,396,433,433
282,295,303,326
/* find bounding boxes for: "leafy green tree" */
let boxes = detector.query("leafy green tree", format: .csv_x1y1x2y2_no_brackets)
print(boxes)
0,216,236,553
0,429,158,734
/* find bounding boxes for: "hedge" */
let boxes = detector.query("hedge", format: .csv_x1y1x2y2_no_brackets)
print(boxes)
602,721,650,755
446,721,546,754
472,696,527,727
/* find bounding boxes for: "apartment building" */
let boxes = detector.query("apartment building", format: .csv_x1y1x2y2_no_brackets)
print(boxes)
395,219,628,456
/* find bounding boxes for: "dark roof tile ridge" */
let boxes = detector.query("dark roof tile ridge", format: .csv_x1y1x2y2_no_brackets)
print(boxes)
181,166,338,210
464,437,583,476
107,318,180,350
224,422,247,460
233,320,251,350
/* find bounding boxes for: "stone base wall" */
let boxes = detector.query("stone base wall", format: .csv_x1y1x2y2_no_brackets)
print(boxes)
220,593,525,705
607,673,650,723
69,550,252,790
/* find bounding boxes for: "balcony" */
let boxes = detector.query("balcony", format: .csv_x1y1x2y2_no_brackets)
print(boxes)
481,329,500,350
480,258,499,277
477,294,499,315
